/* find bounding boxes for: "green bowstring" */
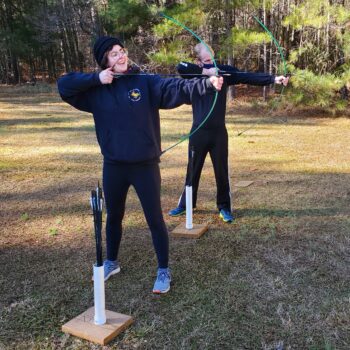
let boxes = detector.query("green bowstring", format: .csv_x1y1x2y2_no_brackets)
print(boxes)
253,16,288,77
159,12,219,155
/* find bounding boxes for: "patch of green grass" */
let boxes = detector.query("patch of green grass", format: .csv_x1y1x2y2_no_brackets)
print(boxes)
48,228,58,236
20,213,29,221
0,159,19,171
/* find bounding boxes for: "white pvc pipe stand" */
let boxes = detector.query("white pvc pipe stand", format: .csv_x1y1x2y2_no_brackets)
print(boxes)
185,186,193,230
93,264,106,325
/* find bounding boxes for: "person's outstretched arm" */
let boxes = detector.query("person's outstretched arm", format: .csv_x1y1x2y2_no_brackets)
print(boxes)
176,61,203,79
57,71,105,112
151,75,223,109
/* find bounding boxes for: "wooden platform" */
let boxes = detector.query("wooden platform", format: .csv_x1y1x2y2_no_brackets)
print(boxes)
62,307,133,345
234,180,254,188
171,222,209,238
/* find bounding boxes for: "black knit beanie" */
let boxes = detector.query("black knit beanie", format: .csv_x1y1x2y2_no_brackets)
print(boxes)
93,36,124,66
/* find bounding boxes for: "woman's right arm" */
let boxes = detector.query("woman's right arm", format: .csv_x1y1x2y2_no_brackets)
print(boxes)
57,72,102,112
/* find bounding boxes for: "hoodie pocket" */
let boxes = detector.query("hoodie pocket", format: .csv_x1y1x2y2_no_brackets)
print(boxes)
101,129,159,162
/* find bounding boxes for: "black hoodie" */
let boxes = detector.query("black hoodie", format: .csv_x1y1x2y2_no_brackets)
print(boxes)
57,71,216,163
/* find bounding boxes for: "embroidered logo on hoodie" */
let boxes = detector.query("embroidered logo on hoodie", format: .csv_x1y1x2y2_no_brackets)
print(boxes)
128,89,141,102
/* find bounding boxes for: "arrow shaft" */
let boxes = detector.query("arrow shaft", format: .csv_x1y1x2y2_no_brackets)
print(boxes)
113,71,233,78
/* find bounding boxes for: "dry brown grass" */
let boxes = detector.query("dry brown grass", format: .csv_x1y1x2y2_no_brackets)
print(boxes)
0,84,349,349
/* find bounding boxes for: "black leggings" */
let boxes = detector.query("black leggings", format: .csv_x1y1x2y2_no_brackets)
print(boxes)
178,127,231,211
103,161,168,268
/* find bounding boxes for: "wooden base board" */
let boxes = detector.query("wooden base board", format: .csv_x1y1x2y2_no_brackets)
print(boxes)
171,222,209,238
234,180,254,188
62,307,133,345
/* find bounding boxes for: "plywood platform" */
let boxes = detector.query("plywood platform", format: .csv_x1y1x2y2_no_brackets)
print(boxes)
171,222,209,238
234,180,254,188
62,307,133,345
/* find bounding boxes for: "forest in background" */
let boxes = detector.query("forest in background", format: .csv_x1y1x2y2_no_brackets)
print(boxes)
1,0,350,110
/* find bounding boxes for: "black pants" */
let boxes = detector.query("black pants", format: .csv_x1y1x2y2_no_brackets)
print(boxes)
103,161,168,268
178,127,231,211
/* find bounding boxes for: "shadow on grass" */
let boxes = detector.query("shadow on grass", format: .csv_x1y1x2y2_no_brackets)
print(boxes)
0,94,59,105
1,115,90,126
226,115,322,127
3,126,96,134
236,207,346,218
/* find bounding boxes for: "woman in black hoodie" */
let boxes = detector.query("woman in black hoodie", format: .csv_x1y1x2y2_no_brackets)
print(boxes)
57,36,223,294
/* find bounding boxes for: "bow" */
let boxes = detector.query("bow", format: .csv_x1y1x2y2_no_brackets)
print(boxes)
158,12,220,155
155,11,289,141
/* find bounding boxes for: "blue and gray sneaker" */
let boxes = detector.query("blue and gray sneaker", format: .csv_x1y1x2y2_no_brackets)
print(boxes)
103,260,120,281
92,260,120,281
168,206,186,217
153,268,171,294
219,209,234,223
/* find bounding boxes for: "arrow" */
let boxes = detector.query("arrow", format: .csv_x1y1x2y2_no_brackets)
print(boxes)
113,71,241,78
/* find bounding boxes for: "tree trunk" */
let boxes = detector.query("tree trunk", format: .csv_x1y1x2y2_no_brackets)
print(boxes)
263,0,267,101
225,0,235,101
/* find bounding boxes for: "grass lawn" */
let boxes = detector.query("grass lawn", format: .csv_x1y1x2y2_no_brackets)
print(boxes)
0,84,349,349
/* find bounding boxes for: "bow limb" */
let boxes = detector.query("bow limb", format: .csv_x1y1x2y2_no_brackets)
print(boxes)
159,12,219,155
237,14,289,136
253,15,288,77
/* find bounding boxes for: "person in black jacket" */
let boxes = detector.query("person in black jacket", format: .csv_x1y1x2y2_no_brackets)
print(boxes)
57,36,223,294
169,43,289,222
